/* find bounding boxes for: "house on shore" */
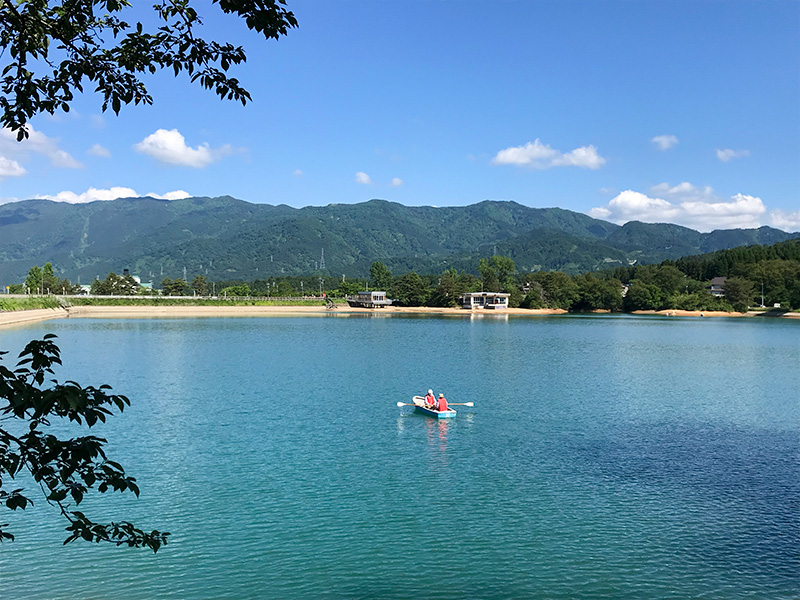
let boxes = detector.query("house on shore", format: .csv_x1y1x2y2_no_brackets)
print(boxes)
460,292,510,310
346,291,392,308
708,277,726,297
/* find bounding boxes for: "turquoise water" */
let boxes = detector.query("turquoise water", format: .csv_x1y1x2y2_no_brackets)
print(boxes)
1,314,798,599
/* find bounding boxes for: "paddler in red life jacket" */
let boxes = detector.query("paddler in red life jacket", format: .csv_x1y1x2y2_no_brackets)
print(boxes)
424,389,436,408
437,393,449,412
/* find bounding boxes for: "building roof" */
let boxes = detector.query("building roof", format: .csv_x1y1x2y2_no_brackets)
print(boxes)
461,292,510,298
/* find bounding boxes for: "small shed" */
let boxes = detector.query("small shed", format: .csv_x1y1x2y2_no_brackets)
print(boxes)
460,292,510,310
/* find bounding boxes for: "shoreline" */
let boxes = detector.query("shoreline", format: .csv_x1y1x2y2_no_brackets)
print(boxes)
0,305,797,329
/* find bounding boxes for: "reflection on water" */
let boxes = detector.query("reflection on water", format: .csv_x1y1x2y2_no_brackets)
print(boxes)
425,417,449,452
470,312,509,322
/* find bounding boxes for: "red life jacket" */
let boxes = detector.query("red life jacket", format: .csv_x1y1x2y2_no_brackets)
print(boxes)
438,396,448,411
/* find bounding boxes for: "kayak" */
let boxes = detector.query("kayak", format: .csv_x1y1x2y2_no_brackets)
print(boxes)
411,396,457,419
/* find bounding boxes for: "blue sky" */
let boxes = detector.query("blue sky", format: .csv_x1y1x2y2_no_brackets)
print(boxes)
1,0,798,232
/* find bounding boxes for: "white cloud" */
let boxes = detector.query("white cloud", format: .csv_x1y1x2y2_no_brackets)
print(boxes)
145,190,191,200
491,139,605,170
134,129,232,168
0,156,26,177
293,169,303,177
651,181,717,203
651,134,678,150
589,183,768,231
35,187,190,204
771,209,800,232
355,171,372,184
0,126,82,169
87,144,111,157
716,148,750,162
390,177,403,187
589,190,680,223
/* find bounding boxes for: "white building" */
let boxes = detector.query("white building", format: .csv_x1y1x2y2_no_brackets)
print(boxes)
459,292,510,310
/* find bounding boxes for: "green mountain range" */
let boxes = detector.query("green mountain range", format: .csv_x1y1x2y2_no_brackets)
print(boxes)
0,196,797,285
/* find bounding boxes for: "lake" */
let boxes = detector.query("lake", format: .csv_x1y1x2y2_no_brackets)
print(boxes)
1,314,798,599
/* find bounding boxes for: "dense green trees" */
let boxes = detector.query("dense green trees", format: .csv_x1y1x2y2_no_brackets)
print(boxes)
91,272,140,295
191,276,209,297
220,284,252,297
521,271,579,310
573,274,623,312
0,335,168,550
428,269,478,307
723,277,756,312
478,255,516,293
160,278,191,296
392,272,428,306
369,262,393,291
23,263,78,295
623,281,663,311
613,241,800,311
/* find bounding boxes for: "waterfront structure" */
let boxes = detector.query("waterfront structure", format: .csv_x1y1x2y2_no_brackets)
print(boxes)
346,291,392,308
459,292,510,309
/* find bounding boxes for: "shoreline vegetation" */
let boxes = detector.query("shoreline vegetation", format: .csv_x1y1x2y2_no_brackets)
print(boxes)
0,300,798,330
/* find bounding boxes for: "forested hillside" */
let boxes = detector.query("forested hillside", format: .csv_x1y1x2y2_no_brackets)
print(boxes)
0,195,796,285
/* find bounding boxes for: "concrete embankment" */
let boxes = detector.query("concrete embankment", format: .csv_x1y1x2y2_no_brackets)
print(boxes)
0,307,69,328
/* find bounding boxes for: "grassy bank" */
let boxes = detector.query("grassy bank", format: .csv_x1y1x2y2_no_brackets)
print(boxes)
66,297,329,307
0,297,63,310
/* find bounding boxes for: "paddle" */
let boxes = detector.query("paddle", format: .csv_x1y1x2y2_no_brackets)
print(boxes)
396,401,474,407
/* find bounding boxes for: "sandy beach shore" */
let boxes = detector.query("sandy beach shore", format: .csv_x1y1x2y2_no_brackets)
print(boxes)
0,304,797,329
62,305,566,318
633,309,800,319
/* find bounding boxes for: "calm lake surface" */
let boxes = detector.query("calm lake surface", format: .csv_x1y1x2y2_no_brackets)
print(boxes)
1,314,798,599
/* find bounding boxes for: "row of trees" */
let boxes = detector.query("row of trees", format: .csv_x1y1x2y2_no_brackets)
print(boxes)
10,263,81,295
610,249,800,312
12,240,800,312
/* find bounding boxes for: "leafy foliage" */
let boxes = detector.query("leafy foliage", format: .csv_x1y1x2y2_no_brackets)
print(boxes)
392,272,428,306
0,335,168,551
191,275,208,296
160,277,191,296
0,0,297,137
220,283,251,296
91,271,140,295
369,262,392,291
723,277,757,312
24,263,78,294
